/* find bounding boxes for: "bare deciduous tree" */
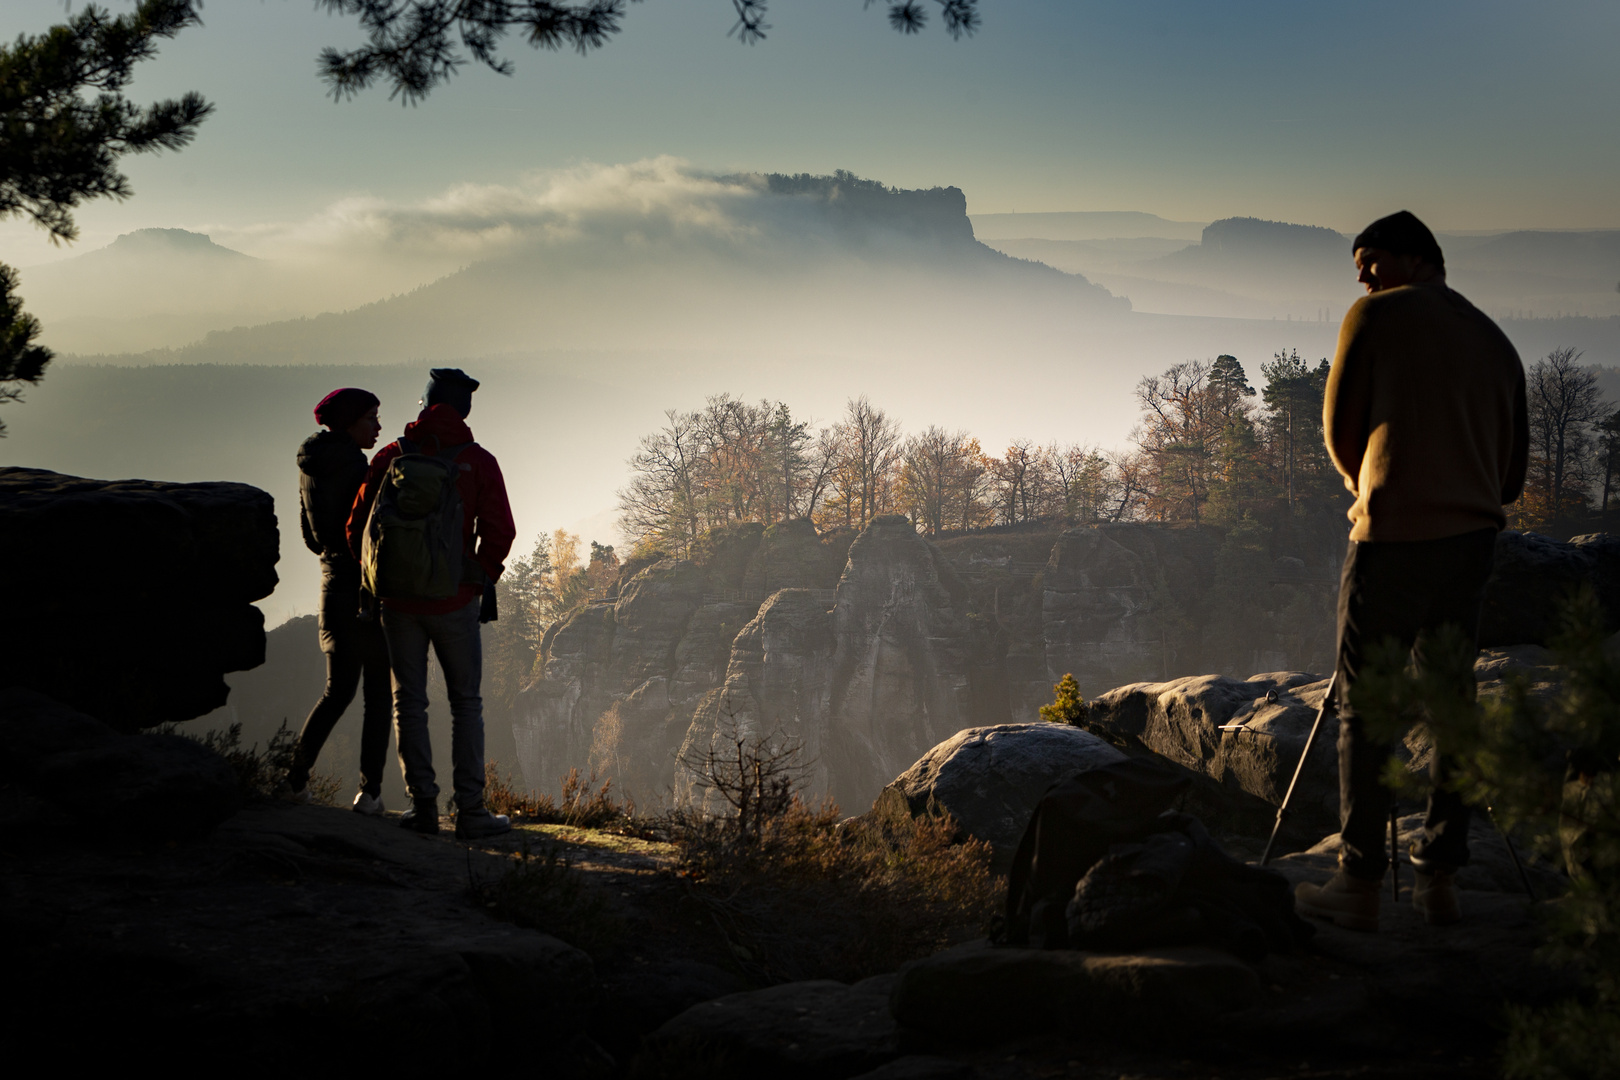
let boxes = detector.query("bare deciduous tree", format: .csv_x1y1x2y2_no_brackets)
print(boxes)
1524,347,1604,523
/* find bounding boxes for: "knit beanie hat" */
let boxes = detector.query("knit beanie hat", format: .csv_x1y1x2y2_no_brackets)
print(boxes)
1352,211,1444,269
313,387,380,431
424,367,480,419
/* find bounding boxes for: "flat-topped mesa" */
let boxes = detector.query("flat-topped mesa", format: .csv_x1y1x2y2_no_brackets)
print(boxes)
0,468,278,731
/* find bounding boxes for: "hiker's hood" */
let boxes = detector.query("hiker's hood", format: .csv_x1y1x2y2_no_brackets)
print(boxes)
296,428,364,477
400,403,474,451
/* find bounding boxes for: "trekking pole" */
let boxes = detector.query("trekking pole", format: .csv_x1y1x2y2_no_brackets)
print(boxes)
1390,803,1399,900
1262,672,1338,866
1486,805,1537,901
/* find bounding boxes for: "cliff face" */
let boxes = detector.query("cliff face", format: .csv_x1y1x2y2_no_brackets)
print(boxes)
513,521,1620,813
678,517,992,812
1041,524,1223,690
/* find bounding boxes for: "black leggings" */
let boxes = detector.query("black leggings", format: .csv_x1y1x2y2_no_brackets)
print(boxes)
1333,528,1497,879
288,585,393,796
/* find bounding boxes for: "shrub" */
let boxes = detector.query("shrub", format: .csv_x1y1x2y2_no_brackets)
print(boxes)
1356,585,1618,1079
157,720,340,805
672,729,1000,983
483,761,629,829
1039,673,1087,724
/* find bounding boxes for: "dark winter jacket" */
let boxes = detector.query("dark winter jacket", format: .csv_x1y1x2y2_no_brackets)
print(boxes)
298,429,369,586
346,404,517,616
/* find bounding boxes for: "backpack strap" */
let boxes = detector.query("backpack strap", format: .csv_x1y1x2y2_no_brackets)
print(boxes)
435,440,475,463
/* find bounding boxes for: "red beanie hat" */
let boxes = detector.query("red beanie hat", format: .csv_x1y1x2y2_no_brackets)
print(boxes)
313,387,380,431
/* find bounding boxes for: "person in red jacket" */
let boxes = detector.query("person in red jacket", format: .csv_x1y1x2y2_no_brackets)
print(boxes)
347,368,517,839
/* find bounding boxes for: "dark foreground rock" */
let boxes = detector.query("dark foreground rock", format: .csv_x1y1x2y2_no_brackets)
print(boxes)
891,942,1259,1041
868,723,1126,873
0,467,279,729
4,799,597,1072
646,975,901,1079
0,688,240,840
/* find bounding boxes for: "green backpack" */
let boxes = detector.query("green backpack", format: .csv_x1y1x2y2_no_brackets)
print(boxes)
361,438,474,600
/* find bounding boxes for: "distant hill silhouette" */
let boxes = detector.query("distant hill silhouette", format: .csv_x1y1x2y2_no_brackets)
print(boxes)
72,173,1128,367
970,210,1205,242
96,228,256,261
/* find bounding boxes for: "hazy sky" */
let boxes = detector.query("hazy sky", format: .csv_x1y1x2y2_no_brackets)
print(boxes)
4,0,1618,267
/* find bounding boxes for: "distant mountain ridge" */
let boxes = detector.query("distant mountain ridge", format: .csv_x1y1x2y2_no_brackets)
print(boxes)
53,172,1126,366
98,228,256,261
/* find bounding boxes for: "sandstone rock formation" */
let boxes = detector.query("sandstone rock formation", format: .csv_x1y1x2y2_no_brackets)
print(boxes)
0,687,241,840
8,797,598,1072
1041,524,1223,691
1082,646,1562,845
1481,530,1620,645
515,516,1618,816
647,975,901,1079
869,724,1126,873
0,467,278,730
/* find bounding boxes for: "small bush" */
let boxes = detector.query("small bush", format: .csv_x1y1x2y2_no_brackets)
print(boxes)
483,762,630,829
672,728,999,983
1039,673,1087,724
156,721,340,805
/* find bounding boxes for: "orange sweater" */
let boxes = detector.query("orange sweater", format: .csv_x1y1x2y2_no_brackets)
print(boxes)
1323,282,1528,542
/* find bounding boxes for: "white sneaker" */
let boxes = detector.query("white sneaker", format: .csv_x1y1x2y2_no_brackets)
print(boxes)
275,780,314,805
352,791,386,816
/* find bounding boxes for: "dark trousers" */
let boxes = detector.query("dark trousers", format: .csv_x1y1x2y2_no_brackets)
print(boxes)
380,594,487,810
1334,527,1497,880
289,578,394,797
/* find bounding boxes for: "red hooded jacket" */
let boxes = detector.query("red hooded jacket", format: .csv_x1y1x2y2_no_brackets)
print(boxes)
346,404,517,616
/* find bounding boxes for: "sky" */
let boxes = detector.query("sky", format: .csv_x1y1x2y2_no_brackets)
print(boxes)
4,0,1619,269
4,0,1618,621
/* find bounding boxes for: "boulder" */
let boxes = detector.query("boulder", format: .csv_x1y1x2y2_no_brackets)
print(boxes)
7,797,598,1071
1084,672,1340,841
888,941,1259,1042
1085,645,1581,846
1481,531,1620,646
0,468,278,730
646,977,900,1079
0,687,240,839
870,723,1126,873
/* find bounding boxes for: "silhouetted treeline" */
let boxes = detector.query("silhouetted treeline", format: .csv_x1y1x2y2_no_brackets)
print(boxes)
615,352,1349,556
617,344,1619,557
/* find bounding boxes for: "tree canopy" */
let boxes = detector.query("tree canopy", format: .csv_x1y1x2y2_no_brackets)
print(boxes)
316,0,982,103
0,0,211,433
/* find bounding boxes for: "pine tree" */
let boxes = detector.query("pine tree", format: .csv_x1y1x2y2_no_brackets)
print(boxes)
0,0,210,434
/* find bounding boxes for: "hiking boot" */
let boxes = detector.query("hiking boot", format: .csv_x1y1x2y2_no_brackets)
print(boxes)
399,799,440,835
352,791,385,817
274,780,313,805
454,808,512,841
1413,869,1463,926
1294,870,1382,932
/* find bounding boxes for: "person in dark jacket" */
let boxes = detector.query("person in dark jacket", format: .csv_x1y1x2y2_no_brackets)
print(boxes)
282,387,393,813
347,369,517,840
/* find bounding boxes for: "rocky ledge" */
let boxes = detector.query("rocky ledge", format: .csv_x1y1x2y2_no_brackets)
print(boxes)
0,467,279,729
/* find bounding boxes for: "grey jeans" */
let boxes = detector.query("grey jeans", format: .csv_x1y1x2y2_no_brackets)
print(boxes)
380,594,487,810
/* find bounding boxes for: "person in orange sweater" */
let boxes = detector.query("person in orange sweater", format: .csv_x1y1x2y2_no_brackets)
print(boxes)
1294,211,1528,932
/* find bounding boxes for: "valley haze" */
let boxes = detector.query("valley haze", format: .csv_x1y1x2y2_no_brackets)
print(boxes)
6,163,1618,617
